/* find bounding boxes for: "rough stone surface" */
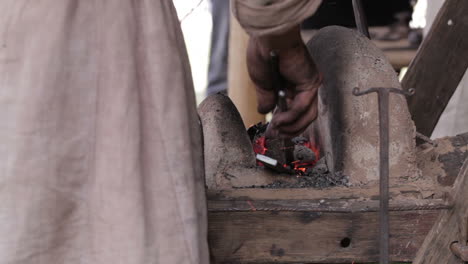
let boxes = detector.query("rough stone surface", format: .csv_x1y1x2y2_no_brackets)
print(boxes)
416,132,468,187
198,94,294,189
306,26,419,185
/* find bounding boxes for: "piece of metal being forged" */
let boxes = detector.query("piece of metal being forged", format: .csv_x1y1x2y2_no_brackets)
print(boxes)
256,154,295,174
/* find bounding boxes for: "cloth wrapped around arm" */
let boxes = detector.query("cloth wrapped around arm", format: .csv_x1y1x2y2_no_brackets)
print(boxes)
231,0,322,36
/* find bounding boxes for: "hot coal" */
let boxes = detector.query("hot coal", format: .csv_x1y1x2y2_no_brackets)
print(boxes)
249,122,320,174
249,158,349,189
260,171,349,189
247,123,349,188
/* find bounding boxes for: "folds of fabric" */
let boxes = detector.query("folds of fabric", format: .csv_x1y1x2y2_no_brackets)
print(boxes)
0,0,209,263
231,0,322,36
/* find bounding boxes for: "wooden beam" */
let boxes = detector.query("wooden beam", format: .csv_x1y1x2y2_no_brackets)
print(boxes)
402,0,468,136
207,183,441,201
209,209,440,263
208,198,450,213
413,159,468,263
207,183,449,263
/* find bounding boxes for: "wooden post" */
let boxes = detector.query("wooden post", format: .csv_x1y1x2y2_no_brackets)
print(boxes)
228,14,265,127
413,159,468,263
402,0,468,137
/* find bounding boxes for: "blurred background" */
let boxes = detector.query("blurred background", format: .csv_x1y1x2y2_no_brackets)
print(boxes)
173,0,213,104
173,0,466,138
172,0,444,102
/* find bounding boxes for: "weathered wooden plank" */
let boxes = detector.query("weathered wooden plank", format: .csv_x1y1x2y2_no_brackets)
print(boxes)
206,179,453,263
208,198,450,213
206,177,454,263
207,181,445,202
413,159,468,263
402,0,468,136
208,210,440,263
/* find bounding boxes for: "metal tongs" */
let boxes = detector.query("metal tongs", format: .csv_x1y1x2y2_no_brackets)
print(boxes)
268,51,294,164
255,51,295,174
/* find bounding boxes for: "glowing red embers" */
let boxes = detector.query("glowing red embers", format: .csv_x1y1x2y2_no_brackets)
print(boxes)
253,136,268,166
292,141,320,173
253,136,267,155
252,135,320,175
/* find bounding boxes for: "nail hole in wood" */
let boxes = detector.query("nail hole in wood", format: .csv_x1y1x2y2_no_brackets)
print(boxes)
340,237,351,248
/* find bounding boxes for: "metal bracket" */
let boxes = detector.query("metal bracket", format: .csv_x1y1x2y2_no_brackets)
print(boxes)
451,216,468,261
416,131,438,147
352,87,415,264
450,242,468,261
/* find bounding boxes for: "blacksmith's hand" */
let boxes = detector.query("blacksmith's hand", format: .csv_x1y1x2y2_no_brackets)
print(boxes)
246,26,322,138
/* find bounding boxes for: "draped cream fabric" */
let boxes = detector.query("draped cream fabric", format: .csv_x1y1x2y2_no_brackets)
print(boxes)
231,0,322,36
0,0,209,263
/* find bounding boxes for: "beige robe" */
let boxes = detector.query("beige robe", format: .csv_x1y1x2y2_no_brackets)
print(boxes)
0,0,209,263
